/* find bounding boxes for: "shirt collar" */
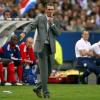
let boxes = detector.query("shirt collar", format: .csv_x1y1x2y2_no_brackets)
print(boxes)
81,38,88,43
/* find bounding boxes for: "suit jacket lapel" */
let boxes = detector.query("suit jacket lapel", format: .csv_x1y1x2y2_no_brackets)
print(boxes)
44,15,48,32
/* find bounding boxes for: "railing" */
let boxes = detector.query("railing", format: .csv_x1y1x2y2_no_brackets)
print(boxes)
0,18,33,46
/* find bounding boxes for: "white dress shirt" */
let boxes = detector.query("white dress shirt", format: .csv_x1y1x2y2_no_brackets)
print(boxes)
91,41,100,55
75,38,91,58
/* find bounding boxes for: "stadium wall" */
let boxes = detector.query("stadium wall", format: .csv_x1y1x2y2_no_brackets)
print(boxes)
16,31,100,62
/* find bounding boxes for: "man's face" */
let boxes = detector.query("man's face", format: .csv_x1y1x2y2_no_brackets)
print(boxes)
4,12,11,18
82,31,89,41
46,5,55,17
26,40,33,48
11,36,18,44
0,6,4,13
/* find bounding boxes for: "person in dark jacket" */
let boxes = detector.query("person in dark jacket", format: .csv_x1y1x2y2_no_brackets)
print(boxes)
0,35,23,85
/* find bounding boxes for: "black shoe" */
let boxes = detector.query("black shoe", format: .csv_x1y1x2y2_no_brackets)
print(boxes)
43,93,50,98
33,88,42,98
96,75,100,84
44,95,50,98
81,78,88,84
80,76,88,84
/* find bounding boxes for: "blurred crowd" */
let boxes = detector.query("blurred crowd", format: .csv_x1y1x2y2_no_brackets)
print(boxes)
0,0,100,31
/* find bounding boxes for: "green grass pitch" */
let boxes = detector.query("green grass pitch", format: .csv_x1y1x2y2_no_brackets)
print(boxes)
0,84,100,100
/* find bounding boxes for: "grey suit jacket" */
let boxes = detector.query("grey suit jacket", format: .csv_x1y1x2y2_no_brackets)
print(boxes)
23,13,61,54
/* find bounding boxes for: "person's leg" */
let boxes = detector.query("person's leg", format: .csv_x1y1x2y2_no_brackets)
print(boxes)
81,69,91,84
93,66,100,84
22,65,30,84
39,52,49,94
33,44,50,98
96,74,100,84
35,65,41,84
48,54,54,77
7,61,16,83
82,58,100,84
17,65,23,82
41,54,54,98
33,43,52,98
80,59,93,84
33,51,48,98
93,59,100,84
0,62,5,84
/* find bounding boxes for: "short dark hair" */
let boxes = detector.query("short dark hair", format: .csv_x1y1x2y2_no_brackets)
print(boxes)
45,3,55,9
40,0,48,7
3,9,11,16
11,34,18,42
82,30,89,34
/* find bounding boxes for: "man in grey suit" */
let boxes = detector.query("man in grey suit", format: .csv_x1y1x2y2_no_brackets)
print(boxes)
20,3,61,98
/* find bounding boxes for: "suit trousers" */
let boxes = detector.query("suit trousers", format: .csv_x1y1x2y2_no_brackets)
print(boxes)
38,44,54,93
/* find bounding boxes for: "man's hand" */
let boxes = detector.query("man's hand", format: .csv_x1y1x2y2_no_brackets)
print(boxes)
81,49,93,56
20,33,25,41
24,59,33,64
11,57,18,60
36,59,39,64
48,17,54,25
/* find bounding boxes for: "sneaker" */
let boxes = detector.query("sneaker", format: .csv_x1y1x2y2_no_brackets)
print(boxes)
5,82,12,86
16,83,23,86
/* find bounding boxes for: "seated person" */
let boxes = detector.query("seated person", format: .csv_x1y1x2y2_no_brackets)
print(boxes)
0,47,5,85
19,37,39,84
75,31,100,84
0,35,23,85
91,41,100,66
91,41,100,84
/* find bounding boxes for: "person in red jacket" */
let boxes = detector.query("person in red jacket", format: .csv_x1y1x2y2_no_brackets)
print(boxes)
19,37,39,84
19,37,37,65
